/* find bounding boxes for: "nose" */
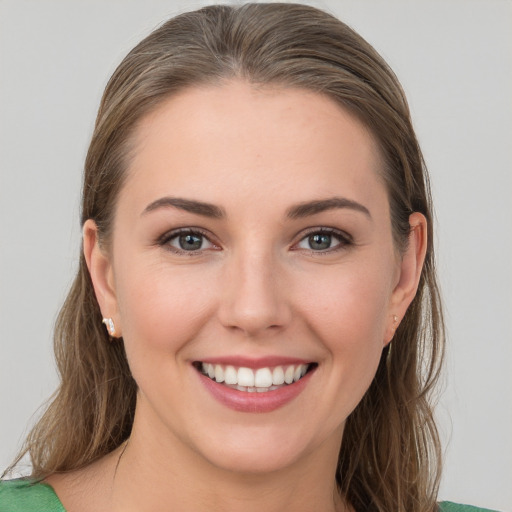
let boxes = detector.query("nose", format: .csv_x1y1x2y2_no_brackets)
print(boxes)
218,248,292,337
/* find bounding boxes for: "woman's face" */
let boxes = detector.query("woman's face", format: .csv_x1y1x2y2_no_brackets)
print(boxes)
86,81,424,475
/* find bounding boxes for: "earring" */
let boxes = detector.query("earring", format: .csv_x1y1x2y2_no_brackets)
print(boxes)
102,317,116,337
391,314,399,336
387,315,400,359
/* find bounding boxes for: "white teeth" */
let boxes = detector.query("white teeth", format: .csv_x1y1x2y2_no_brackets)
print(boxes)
254,368,273,388
214,364,224,383
237,367,255,387
199,362,312,390
228,384,282,393
224,365,237,385
284,365,295,384
294,365,307,382
272,366,285,385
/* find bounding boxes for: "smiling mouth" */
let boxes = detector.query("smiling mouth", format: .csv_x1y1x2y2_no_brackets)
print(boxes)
193,362,317,393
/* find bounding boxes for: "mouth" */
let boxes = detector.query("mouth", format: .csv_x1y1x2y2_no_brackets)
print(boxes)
193,361,317,393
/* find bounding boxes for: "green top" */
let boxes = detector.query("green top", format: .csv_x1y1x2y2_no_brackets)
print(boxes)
0,479,502,512
0,480,65,512
439,503,502,512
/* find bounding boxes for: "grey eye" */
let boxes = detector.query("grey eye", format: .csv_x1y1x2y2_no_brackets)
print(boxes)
296,231,346,252
177,233,204,251
164,231,215,252
160,228,217,254
308,233,333,250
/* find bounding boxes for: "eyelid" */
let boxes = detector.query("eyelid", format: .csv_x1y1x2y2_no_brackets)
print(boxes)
157,227,221,254
291,227,353,252
156,226,352,255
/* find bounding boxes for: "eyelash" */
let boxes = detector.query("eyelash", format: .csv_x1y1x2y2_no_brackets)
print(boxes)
292,227,353,254
157,227,353,255
157,228,219,256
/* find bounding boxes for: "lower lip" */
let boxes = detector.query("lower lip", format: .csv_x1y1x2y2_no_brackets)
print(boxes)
197,369,314,413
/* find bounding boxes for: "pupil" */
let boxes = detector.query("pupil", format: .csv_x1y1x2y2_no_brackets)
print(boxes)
179,234,202,250
310,233,331,250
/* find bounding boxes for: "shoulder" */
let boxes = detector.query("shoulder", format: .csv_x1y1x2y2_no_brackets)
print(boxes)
0,479,66,512
439,501,503,512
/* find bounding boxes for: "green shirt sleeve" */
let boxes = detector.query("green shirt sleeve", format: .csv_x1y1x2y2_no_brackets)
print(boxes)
0,479,66,512
439,501,502,512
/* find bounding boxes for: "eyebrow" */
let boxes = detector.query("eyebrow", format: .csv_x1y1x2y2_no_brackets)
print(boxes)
141,195,371,220
142,197,225,218
286,197,371,219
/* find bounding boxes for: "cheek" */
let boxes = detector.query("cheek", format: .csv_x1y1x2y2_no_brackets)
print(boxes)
297,264,393,419
298,262,393,344
115,259,218,357
294,258,394,396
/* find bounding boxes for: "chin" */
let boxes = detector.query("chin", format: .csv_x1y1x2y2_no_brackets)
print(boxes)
185,420,340,477
203,441,309,475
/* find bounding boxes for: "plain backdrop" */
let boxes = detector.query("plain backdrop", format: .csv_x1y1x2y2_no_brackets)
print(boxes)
1,1,511,510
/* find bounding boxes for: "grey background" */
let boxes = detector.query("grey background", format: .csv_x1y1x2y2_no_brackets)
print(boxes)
1,1,511,510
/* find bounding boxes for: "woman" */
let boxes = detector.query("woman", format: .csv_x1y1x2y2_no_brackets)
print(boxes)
0,3,500,512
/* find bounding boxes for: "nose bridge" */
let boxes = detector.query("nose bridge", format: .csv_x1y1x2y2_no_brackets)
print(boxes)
219,243,290,336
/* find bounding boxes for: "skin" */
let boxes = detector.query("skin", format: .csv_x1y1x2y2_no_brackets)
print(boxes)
48,81,427,512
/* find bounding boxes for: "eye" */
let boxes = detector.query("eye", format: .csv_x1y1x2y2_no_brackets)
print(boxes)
159,229,217,254
295,229,351,252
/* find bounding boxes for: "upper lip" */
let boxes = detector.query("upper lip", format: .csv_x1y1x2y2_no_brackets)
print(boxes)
194,356,314,369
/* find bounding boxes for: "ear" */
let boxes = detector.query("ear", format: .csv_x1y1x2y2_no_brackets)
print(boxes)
385,212,428,344
83,219,122,337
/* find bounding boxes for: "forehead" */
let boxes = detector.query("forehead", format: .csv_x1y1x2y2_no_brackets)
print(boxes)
122,81,387,215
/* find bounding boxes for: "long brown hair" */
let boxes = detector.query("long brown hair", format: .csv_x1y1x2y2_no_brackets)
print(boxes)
7,4,444,511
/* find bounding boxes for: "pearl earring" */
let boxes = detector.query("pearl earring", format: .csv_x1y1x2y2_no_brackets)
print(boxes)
391,315,399,336
102,317,116,337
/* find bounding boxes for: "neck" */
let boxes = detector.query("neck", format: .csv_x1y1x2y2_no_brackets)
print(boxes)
109,409,348,512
